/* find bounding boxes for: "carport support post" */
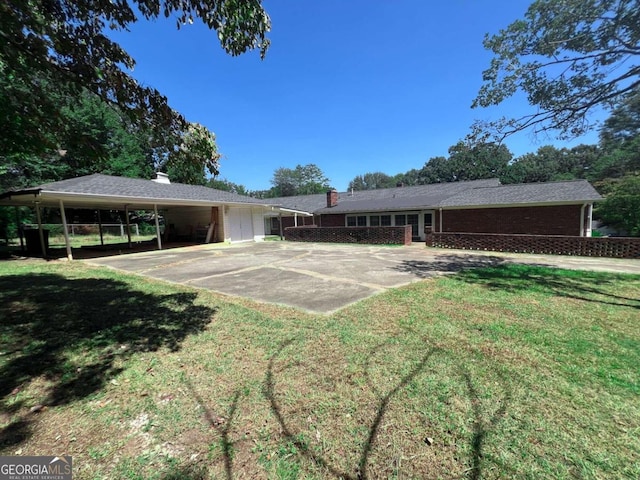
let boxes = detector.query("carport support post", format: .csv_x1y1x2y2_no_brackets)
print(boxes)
125,205,132,248
97,209,104,245
15,207,24,251
35,202,46,258
154,204,162,250
59,199,73,260
279,213,283,240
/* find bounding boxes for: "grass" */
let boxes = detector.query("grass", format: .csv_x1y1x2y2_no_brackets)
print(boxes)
0,258,638,479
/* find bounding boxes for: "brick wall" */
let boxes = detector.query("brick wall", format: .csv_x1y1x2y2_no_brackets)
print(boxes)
280,216,315,229
285,226,412,245
426,232,640,258
442,205,583,236
320,214,347,227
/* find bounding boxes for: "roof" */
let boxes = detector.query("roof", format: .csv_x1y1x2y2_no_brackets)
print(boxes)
0,173,274,210
441,180,603,208
264,178,601,214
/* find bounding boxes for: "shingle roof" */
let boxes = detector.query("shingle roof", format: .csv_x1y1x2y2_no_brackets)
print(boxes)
265,179,503,214
29,173,268,205
441,180,602,207
264,178,601,214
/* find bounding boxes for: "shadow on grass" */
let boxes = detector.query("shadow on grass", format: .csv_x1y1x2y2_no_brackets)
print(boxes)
264,338,438,480
453,263,640,309
393,254,505,278
184,379,241,480
0,272,216,449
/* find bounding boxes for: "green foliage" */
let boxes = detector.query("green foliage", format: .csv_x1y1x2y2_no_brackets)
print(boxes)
596,175,640,235
207,178,248,195
0,0,270,158
472,0,640,140
267,164,331,197
348,172,398,191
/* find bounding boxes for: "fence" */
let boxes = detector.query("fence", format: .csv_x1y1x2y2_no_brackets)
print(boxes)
24,223,139,237
425,232,640,259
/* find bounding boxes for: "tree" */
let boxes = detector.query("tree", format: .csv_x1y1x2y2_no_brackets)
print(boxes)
596,174,640,235
268,164,331,197
415,142,512,184
473,0,640,141
1,0,270,157
207,178,248,195
348,172,397,191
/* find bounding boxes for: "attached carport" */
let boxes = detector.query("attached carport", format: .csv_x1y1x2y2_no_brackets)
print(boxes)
0,173,303,259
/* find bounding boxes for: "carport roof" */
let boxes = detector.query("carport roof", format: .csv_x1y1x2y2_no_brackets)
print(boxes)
0,173,279,210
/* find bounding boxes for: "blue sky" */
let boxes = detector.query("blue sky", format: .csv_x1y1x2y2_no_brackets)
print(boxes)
110,0,602,191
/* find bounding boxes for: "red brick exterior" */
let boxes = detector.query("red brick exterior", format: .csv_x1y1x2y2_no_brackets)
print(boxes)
441,205,583,236
426,232,640,259
285,226,412,245
320,214,347,227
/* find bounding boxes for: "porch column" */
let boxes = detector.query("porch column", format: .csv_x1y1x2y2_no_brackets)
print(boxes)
154,204,162,250
125,205,132,248
439,208,443,233
579,204,586,237
279,213,283,241
35,202,46,257
59,199,73,260
586,203,593,237
294,213,298,227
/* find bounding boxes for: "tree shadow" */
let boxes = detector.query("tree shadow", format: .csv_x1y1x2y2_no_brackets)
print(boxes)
393,255,505,278
453,264,640,309
0,272,216,449
264,337,437,480
459,368,512,480
183,379,241,480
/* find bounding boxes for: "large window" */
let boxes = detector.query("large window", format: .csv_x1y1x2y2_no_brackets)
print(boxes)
346,215,367,226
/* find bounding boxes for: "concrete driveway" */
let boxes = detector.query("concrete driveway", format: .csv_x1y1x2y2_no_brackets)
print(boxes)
85,242,640,313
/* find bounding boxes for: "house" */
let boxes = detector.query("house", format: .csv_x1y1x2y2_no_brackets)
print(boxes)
0,173,306,258
264,179,602,241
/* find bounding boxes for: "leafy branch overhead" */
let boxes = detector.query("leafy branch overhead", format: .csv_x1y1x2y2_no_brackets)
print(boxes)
472,0,640,141
0,0,270,157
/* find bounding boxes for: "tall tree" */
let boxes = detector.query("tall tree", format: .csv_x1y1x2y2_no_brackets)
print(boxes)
269,164,331,197
348,172,397,191
596,174,640,235
472,0,640,141
1,0,270,158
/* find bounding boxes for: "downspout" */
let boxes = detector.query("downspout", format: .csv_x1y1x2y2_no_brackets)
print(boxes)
579,204,586,237
59,199,73,260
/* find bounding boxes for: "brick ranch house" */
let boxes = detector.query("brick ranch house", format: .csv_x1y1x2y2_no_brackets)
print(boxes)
263,179,603,242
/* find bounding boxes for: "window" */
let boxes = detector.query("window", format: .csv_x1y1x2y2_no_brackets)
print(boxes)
370,215,380,226
395,214,406,226
424,212,433,228
347,215,367,226
381,215,391,226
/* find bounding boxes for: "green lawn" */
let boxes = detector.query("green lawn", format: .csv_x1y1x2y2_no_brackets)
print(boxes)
0,259,638,479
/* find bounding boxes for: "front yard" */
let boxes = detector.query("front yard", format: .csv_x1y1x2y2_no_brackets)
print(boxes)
0,259,638,479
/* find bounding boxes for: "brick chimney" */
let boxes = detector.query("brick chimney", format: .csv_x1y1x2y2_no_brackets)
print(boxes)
326,189,338,208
